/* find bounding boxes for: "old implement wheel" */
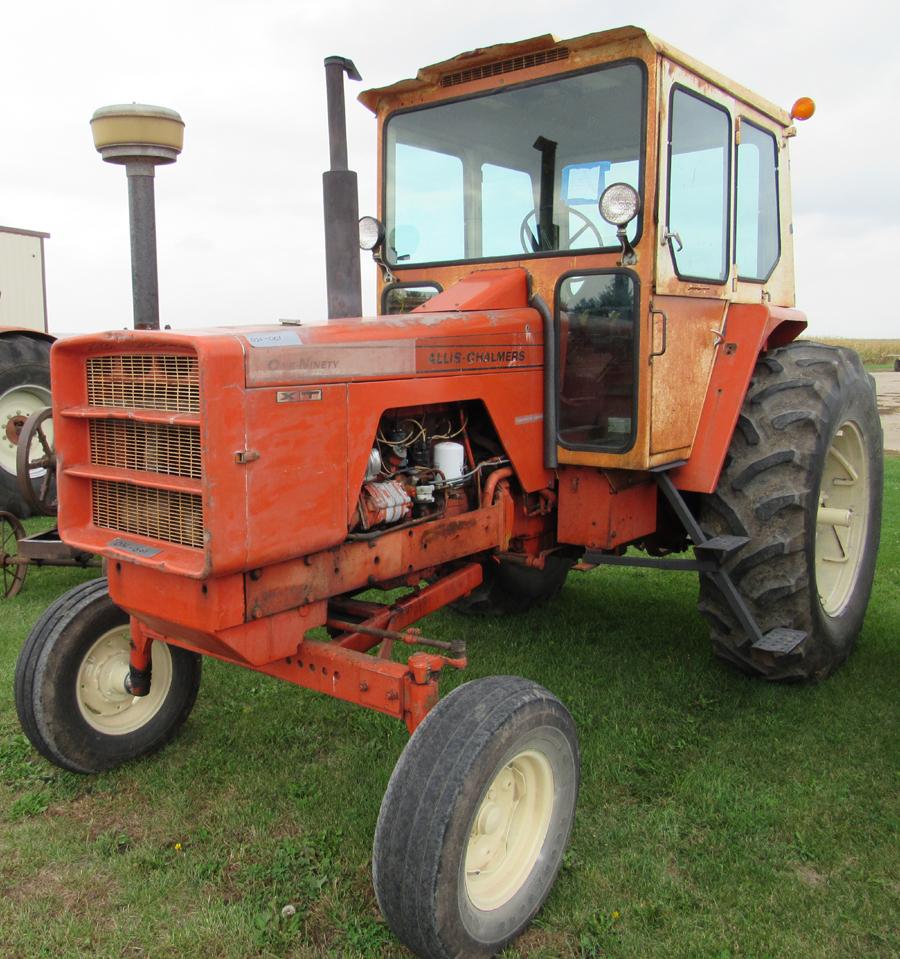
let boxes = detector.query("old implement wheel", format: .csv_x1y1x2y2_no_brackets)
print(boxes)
699,342,883,680
0,335,52,517
453,556,571,616
16,407,57,516
373,676,579,959
14,579,202,773
0,510,27,597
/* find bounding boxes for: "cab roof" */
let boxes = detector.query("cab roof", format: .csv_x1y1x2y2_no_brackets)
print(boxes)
359,25,791,126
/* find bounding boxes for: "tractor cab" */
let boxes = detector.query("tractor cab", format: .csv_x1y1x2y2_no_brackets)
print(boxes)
360,26,804,474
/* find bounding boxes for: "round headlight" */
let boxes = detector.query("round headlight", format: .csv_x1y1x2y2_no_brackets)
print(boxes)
599,183,640,227
359,216,385,251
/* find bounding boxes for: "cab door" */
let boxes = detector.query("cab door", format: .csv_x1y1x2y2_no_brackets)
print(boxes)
650,63,734,462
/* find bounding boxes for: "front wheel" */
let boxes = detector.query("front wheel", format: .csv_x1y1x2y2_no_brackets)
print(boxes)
14,578,202,773
373,675,579,959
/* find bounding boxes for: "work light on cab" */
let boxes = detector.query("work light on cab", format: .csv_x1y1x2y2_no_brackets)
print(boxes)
358,215,385,251
599,182,640,227
599,181,640,265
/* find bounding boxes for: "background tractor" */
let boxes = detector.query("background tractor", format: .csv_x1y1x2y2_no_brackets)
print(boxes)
0,225,54,516
14,26,882,959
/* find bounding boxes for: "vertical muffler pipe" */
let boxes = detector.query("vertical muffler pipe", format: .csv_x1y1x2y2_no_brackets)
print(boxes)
91,104,184,330
323,56,363,319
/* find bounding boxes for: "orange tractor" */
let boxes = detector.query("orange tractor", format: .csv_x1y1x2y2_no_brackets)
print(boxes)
15,26,882,959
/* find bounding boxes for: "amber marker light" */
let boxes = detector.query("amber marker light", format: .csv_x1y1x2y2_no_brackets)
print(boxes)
790,97,816,121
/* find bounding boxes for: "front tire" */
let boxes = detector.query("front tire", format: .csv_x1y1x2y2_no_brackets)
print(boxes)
373,676,579,959
14,579,202,773
699,342,883,680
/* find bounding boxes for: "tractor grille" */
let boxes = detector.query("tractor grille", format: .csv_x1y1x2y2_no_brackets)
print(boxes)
84,352,205,550
89,420,202,480
441,47,569,87
92,479,204,549
87,354,200,413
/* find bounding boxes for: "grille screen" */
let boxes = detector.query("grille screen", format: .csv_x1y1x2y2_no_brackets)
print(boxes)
92,479,204,549
90,420,201,480
87,354,199,413
441,47,570,87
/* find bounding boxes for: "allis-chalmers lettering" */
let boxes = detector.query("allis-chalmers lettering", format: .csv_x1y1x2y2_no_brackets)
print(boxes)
428,349,526,366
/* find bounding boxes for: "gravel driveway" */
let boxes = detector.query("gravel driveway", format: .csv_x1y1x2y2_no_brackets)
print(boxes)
874,371,900,454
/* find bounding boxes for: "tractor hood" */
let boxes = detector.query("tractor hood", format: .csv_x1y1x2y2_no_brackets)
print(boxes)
54,267,542,391
49,269,547,580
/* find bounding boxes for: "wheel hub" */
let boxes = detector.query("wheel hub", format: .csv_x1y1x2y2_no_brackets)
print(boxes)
4,415,26,444
76,627,173,734
815,421,870,617
465,749,554,911
0,385,52,474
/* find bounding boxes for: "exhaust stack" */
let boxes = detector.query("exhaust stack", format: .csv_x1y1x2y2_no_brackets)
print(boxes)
322,56,363,320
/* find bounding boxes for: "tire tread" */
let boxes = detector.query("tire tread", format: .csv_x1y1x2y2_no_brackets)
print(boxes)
698,341,883,681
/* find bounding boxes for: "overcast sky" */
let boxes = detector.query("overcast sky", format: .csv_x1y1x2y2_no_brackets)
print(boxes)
3,0,897,338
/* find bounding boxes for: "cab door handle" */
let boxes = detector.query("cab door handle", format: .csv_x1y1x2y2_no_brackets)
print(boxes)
649,309,668,364
662,229,683,252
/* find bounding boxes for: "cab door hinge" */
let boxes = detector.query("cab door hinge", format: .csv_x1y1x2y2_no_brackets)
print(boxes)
235,449,260,465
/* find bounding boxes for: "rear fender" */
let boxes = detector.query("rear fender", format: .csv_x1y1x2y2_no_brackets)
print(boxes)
670,304,806,493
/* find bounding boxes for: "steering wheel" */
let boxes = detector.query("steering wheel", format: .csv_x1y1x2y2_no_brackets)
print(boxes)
520,206,604,254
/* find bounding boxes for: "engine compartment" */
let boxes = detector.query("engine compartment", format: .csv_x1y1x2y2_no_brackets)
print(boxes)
352,403,509,534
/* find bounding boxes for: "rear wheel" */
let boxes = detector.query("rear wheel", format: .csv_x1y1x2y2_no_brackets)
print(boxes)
0,335,52,517
373,675,579,959
699,342,883,680
14,579,202,773
452,556,571,616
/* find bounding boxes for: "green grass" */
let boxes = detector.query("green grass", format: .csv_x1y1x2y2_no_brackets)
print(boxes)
1,465,898,959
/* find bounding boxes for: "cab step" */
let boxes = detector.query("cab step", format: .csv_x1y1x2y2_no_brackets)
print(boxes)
693,534,749,558
752,628,807,655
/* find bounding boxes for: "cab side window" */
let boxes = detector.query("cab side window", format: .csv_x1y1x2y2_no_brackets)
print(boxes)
557,272,637,453
667,88,731,283
735,120,780,281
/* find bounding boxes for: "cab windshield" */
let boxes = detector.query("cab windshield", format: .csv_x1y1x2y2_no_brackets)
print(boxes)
384,61,645,267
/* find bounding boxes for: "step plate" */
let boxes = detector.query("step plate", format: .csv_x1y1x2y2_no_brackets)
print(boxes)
693,534,749,556
752,628,807,655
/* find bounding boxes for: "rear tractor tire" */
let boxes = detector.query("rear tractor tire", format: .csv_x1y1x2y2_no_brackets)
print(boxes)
699,341,883,681
0,335,52,517
373,676,579,959
15,578,202,773
453,555,572,616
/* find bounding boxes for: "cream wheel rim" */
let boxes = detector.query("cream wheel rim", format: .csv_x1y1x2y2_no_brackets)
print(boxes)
0,385,52,475
464,749,554,911
815,420,870,617
76,627,172,734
